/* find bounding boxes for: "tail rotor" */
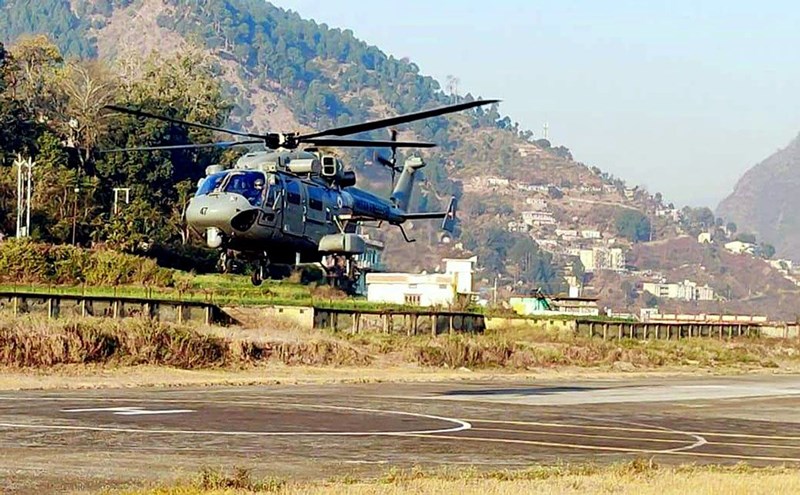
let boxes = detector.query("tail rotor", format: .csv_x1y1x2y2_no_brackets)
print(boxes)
375,129,401,187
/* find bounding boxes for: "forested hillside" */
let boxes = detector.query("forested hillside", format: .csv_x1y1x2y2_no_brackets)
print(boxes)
3,0,798,316
0,0,565,292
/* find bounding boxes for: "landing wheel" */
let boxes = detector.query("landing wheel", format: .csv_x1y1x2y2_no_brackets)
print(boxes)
250,269,263,286
250,257,269,287
218,250,235,274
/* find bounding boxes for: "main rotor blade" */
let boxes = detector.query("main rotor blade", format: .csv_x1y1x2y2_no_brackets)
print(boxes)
304,138,436,148
98,140,263,153
104,105,264,140
299,99,500,140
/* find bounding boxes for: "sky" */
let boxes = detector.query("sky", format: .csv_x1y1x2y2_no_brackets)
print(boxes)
274,0,800,209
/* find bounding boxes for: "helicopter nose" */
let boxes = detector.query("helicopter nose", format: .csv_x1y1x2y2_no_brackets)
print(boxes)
185,193,253,232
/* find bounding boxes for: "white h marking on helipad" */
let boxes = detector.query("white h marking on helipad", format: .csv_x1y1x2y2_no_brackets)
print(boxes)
62,407,194,416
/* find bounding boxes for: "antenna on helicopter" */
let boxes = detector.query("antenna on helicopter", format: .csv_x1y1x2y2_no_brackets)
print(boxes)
374,129,402,187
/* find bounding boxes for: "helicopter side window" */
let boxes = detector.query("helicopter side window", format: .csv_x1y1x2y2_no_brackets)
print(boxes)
286,180,302,205
308,187,324,211
196,172,228,196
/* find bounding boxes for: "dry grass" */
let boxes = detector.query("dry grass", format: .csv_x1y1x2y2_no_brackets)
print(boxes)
0,315,369,370
2,314,800,391
109,461,800,495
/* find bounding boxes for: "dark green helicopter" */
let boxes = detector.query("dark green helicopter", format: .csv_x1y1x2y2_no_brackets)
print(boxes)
103,99,497,289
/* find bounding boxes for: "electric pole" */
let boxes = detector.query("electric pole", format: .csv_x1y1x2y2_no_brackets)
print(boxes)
14,155,34,238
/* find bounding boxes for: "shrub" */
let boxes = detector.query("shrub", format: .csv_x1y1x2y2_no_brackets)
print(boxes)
0,239,175,286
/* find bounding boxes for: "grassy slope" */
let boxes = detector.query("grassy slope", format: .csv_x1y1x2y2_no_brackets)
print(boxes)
0,274,430,311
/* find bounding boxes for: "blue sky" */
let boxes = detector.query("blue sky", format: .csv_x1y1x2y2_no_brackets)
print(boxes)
274,0,800,209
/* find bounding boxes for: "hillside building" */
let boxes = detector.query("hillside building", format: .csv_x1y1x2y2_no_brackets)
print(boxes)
698,232,713,244
487,177,510,187
725,241,756,255
366,256,477,307
577,247,626,273
521,210,556,226
642,280,715,301
511,295,600,317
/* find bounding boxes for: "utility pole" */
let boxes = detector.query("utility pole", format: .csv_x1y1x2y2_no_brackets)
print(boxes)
71,186,80,245
14,155,34,238
113,187,131,215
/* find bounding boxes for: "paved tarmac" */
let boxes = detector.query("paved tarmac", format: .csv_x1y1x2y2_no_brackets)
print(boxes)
3,374,800,493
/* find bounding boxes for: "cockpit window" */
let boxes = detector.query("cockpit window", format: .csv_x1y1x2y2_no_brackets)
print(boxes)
196,171,267,207
223,171,266,207
196,172,228,196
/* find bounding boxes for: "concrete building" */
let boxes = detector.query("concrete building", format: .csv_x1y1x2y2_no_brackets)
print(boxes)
578,247,626,273
366,257,477,307
581,230,601,240
697,232,713,244
642,279,715,301
487,177,510,187
521,210,556,226
725,241,756,255
556,229,580,240
511,295,600,317
525,198,548,209
769,259,794,273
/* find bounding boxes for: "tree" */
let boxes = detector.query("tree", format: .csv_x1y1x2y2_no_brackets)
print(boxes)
615,210,651,242
726,221,737,235
760,243,776,259
735,232,757,244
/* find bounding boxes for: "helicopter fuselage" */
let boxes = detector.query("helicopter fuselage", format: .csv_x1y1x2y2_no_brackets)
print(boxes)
184,150,415,265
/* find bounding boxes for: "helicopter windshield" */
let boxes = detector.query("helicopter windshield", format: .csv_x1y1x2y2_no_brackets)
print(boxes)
195,171,267,207
196,172,228,196
223,171,266,207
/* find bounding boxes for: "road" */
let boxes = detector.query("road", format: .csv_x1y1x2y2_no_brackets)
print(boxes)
3,374,800,493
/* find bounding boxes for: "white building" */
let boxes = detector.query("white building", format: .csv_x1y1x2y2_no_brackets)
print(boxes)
769,259,794,273
642,280,715,301
698,232,713,244
521,210,556,226
725,241,756,255
487,177,510,187
525,198,548,209
581,230,601,240
556,229,580,240
578,247,626,273
366,257,477,307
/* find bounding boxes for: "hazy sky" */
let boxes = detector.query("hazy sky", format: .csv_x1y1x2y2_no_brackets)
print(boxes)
274,0,800,209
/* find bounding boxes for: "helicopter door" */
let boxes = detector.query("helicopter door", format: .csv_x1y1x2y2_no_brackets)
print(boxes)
304,184,328,241
257,173,281,228
282,177,306,236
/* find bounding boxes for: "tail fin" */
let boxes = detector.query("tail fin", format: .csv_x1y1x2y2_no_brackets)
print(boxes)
390,156,426,211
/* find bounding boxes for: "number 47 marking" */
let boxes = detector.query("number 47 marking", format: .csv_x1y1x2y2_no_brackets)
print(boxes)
62,406,194,416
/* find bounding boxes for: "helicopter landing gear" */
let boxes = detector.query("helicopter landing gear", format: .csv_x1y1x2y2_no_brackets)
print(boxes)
217,250,235,274
250,256,270,286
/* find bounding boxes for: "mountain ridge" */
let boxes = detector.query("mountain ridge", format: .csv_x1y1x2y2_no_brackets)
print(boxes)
717,133,800,260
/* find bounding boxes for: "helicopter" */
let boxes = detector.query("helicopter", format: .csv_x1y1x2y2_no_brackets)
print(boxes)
103,99,498,289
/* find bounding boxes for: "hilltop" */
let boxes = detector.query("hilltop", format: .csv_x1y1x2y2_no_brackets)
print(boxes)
717,133,800,261
2,0,800,319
